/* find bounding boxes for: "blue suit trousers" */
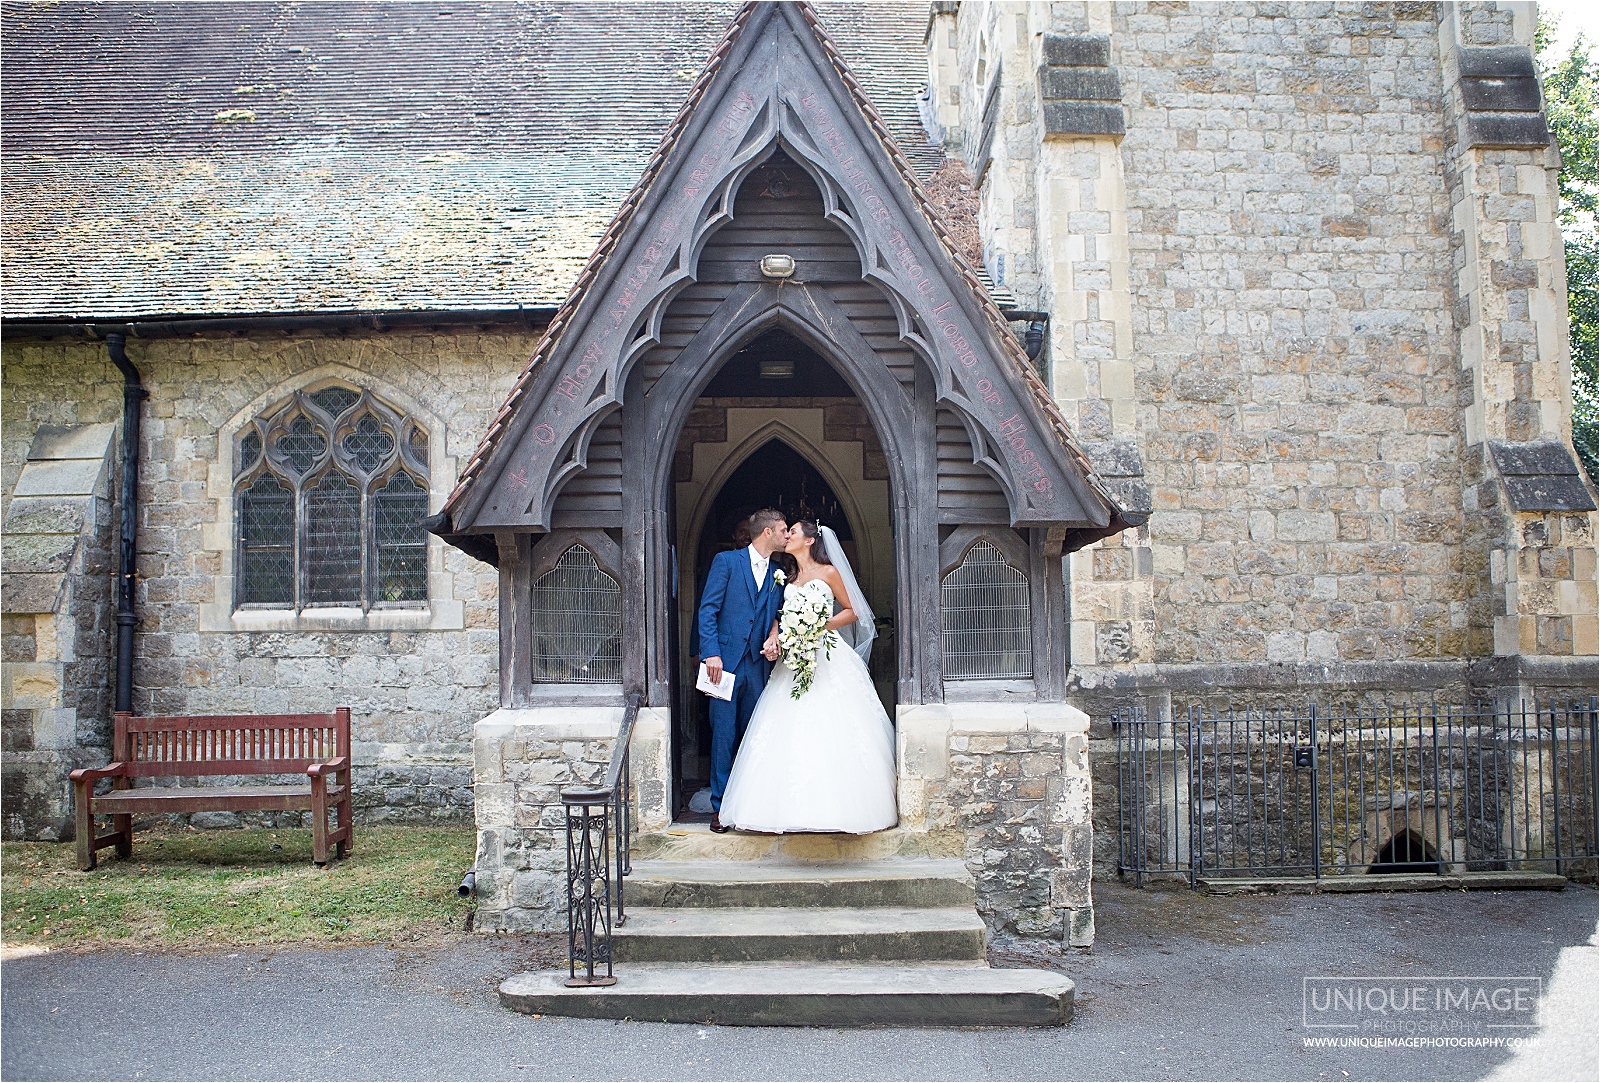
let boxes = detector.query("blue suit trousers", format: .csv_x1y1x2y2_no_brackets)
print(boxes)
709,653,769,811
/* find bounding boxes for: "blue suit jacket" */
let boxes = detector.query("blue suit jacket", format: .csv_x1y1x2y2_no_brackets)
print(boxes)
697,548,781,670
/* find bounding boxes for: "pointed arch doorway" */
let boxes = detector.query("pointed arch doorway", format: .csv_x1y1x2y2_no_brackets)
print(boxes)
667,328,896,820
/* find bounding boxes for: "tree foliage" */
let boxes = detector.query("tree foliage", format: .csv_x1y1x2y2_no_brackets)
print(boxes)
1537,16,1598,483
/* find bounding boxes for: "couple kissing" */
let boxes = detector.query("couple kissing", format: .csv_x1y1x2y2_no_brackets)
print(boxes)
696,508,897,835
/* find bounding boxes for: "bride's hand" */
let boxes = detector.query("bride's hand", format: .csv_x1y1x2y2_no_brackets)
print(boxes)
761,635,780,660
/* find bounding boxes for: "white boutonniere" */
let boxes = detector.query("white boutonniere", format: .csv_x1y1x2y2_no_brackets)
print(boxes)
772,569,787,586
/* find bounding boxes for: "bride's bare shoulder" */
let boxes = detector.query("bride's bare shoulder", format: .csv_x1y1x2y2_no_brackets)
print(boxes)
820,564,847,593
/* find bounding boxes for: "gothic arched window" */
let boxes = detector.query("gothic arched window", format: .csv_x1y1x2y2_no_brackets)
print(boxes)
529,544,623,683
940,537,1032,680
235,383,430,611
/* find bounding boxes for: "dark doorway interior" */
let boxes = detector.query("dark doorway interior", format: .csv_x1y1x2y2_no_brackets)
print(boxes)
694,438,854,591
701,329,855,398
1368,829,1441,874
675,438,853,820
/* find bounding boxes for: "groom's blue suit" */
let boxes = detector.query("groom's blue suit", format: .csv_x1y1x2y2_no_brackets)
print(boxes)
697,546,783,812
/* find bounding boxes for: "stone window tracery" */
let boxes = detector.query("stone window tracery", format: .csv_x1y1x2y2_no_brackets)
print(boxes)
234,382,430,611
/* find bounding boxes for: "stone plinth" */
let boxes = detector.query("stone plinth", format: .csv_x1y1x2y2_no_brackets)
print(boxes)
470,704,671,933
470,699,1095,946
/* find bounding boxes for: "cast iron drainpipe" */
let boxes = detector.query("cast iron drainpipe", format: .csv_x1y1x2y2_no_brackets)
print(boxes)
105,334,147,714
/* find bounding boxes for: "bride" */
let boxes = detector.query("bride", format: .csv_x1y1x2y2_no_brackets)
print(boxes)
718,521,898,834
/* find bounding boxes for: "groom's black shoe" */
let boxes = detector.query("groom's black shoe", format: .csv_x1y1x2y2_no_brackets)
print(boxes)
709,813,730,834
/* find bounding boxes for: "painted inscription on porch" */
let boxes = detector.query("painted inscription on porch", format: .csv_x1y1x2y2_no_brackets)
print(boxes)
515,90,759,487
798,91,1055,504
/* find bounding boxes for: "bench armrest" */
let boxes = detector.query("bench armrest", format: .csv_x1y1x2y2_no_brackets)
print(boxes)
69,763,128,784
307,757,351,778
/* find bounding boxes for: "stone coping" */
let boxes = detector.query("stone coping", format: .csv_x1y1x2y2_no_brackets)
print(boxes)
474,704,661,742
475,700,1090,742
895,701,1090,733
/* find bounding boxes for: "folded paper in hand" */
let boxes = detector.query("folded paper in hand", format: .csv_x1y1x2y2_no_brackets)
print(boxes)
696,662,735,701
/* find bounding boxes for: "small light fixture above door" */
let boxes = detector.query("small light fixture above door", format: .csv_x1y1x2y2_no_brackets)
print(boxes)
759,357,795,380
759,254,796,279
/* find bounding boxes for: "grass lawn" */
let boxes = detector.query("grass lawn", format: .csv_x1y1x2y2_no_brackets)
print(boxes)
1,825,476,952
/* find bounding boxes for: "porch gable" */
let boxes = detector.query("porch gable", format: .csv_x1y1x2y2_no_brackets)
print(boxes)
440,0,1126,541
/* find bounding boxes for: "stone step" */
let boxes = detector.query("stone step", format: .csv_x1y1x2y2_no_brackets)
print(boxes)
613,905,988,964
625,858,975,909
500,964,1073,1027
630,823,963,863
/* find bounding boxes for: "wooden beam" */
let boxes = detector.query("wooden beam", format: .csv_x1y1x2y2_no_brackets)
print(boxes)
1031,527,1068,701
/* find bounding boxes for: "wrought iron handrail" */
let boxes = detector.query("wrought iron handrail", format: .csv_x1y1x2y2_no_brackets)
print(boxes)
559,690,641,987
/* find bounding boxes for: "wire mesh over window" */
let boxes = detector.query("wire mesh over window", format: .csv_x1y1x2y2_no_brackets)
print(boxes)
342,413,394,474
239,475,294,605
236,431,262,477
530,546,622,683
305,473,362,605
941,539,1032,680
374,472,429,602
276,416,326,474
234,382,431,613
310,386,360,419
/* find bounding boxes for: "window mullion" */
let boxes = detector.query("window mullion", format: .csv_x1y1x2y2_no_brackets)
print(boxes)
294,477,307,615
361,482,373,614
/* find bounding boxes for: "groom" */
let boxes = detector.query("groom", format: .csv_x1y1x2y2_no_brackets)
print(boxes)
697,507,787,833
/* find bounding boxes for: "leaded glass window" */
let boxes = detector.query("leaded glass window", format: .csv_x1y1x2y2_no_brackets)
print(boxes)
374,472,429,602
530,545,622,683
941,539,1032,679
239,475,293,605
234,382,431,611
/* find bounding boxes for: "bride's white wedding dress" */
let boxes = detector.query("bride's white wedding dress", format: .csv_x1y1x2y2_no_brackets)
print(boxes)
718,580,899,834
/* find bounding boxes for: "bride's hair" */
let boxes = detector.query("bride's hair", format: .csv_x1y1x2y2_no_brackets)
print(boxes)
793,521,832,565
770,551,798,580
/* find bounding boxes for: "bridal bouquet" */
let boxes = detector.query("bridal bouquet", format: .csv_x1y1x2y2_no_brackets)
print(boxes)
777,579,834,699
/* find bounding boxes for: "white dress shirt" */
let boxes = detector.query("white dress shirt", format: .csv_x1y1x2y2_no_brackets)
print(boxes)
747,545,768,589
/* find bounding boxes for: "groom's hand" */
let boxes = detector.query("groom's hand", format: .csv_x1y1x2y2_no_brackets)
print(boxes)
704,656,723,684
761,637,779,661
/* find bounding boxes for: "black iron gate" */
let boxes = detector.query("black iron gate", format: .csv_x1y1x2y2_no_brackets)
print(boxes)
1116,699,1599,885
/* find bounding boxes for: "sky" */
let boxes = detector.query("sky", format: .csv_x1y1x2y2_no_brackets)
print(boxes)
1539,0,1600,56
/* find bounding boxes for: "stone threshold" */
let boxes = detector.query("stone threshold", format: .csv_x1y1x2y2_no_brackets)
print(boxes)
1195,871,1570,895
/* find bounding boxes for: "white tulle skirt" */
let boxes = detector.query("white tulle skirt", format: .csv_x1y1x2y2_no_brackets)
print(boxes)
719,631,899,834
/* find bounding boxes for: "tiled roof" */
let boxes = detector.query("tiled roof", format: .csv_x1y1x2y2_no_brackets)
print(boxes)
0,0,941,320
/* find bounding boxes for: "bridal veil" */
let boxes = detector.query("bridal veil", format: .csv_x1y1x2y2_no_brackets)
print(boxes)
819,524,876,664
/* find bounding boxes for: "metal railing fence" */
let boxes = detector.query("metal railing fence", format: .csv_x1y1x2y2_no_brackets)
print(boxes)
1117,698,1598,886
560,691,640,986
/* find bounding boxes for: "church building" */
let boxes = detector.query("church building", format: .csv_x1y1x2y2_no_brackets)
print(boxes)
3,0,1594,954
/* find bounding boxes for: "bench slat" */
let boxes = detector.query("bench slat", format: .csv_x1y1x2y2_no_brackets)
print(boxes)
93,785,348,814
126,722,338,774
120,759,332,779
121,714,339,732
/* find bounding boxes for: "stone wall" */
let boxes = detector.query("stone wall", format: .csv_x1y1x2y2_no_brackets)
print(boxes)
928,1,1598,885
1115,0,1468,677
1,328,536,832
930,1,1597,708
469,705,673,932
898,702,1095,946
1436,2,1600,696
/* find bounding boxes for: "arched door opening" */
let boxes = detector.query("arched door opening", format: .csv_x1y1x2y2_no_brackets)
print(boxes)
668,328,896,821
1367,829,1441,874
692,438,855,604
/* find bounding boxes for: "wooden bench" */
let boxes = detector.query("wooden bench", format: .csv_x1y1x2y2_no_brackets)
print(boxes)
70,708,353,870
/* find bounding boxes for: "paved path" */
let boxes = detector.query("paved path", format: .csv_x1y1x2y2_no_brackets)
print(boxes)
3,882,1595,1081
